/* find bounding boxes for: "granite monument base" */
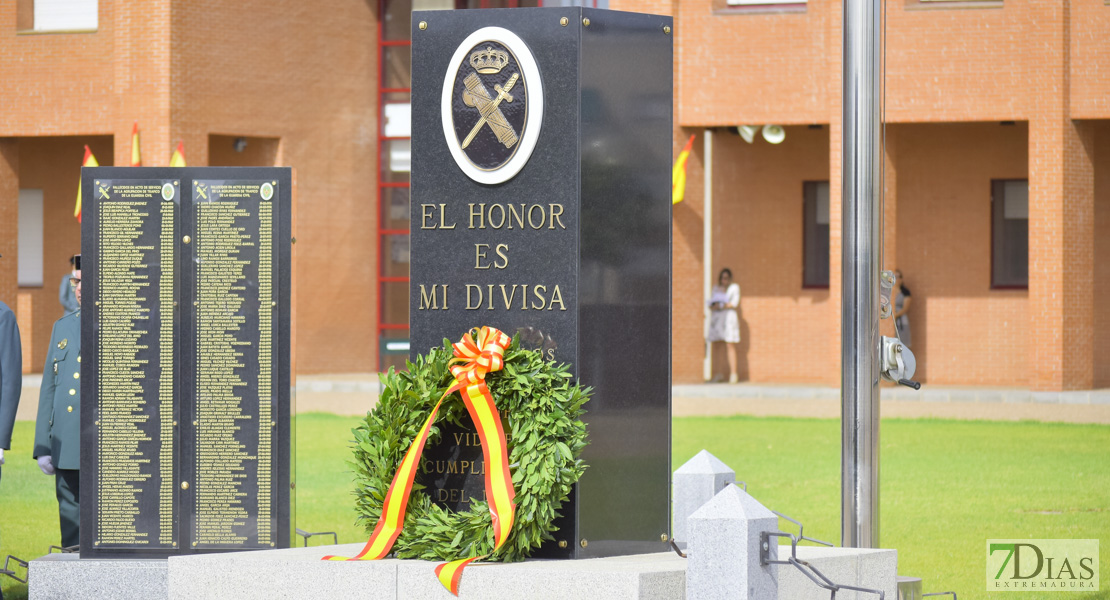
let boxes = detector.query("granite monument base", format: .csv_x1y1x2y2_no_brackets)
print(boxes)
28,543,894,600
28,553,168,600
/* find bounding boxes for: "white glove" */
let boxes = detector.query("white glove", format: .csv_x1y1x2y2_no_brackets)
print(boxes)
38,455,55,475
0,447,5,465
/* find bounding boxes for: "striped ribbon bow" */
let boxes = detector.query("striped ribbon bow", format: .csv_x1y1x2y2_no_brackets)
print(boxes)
324,326,517,596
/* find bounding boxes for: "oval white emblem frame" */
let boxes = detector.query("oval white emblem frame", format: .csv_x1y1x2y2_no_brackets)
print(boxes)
441,27,543,185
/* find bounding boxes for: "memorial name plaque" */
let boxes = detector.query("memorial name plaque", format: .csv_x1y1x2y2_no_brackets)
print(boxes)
410,8,673,558
190,180,278,549
88,179,178,550
81,167,293,558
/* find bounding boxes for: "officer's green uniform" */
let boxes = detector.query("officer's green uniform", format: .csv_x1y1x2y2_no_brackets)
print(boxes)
33,310,81,549
0,300,22,487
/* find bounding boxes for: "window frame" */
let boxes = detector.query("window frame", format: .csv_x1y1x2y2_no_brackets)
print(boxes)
802,180,831,290
17,0,99,33
990,178,1029,290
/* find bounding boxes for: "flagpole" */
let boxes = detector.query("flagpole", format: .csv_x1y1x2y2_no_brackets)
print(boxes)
841,0,882,549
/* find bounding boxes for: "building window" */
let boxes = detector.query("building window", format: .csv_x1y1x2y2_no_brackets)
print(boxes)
19,0,98,31
991,179,1028,288
18,189,44,287
906,0,1003,9
714,0,807,12
803,181,830,288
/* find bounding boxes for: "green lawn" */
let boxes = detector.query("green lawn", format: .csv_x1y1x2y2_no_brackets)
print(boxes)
2,413,1108,600
673,416,1110,600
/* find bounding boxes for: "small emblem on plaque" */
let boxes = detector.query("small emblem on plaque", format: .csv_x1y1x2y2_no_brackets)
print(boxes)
442,27,544,185
161,183,175,201
260,182,274,200
195,182,209,200
97,184,110,200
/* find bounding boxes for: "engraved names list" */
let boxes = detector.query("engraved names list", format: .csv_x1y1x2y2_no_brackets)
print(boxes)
192,180,277,549
94,180,177,549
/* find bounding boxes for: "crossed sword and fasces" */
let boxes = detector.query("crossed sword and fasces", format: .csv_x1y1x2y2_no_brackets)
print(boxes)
461,72,520,150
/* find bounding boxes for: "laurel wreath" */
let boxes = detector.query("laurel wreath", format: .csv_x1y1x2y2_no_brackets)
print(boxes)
350,336,590,562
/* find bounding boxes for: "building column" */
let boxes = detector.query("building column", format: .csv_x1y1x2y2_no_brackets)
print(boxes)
1027,1,1095,392
0,140,17,308
1029,120,1095,391
114,0,172,167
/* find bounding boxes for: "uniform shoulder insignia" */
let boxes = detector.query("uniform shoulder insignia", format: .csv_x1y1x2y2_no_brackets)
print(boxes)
58,338,68,350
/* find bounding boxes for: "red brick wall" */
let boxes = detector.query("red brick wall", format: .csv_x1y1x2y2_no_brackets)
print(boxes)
1094,122,1110,387
0,141,17,312
895,122,1029,386
171,0,379,373
709,126,833,383
0,4,120,137
1070,0,1110,119
669,128,708,384
17,136,114,371
660,1,1109,390
0,1,380,374
674,0,830,126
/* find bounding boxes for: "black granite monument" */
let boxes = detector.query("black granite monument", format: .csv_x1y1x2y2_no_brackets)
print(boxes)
79,167,294,558
410,8,673,558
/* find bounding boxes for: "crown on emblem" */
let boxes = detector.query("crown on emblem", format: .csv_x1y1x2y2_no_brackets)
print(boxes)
469,47,510,74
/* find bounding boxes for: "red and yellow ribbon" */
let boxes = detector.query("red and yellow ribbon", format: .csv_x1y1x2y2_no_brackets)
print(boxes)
324,326,517,596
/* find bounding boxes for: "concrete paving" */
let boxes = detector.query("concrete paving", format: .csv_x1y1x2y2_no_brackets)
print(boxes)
15,374,1110,425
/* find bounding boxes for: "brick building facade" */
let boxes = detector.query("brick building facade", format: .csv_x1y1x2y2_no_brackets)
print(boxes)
658,0,1110,391
1,0,1106,391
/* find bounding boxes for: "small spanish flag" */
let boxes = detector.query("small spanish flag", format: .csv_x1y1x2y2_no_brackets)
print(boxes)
130,122,142,166
169,141,186,167
74,145,99,223
672,133,696,205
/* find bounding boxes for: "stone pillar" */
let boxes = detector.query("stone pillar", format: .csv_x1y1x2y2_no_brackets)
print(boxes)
1027,1,1095,391
687,484,778,600
672,450,735,548
0,139,18,308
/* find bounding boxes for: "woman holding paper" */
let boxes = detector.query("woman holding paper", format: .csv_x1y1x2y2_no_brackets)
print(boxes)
707,268,741,383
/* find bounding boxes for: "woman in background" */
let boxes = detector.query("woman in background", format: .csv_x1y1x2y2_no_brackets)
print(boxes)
707,268,741,383
893,269,912,347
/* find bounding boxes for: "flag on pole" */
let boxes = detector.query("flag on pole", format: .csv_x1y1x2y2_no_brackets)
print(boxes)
672,133,696,205
75,145,99,223
130,122,142,166
169,141,186,167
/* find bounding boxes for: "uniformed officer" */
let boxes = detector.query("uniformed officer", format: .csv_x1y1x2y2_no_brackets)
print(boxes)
0,252,23,487
33,254,82,549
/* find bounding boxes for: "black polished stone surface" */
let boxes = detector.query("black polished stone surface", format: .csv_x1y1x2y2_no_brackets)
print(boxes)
80,167,293,559
410,8,673,559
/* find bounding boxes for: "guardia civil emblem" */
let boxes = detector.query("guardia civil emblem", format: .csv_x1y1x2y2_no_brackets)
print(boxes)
442,27,544,185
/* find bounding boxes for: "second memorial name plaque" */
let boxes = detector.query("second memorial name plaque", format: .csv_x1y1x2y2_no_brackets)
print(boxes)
80,167,293,558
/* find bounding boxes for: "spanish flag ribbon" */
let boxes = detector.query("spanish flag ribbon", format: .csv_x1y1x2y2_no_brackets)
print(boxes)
74,145,99,223
324,327,517,596
169,141,187,167
672,133,695,205
130,122,142,167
